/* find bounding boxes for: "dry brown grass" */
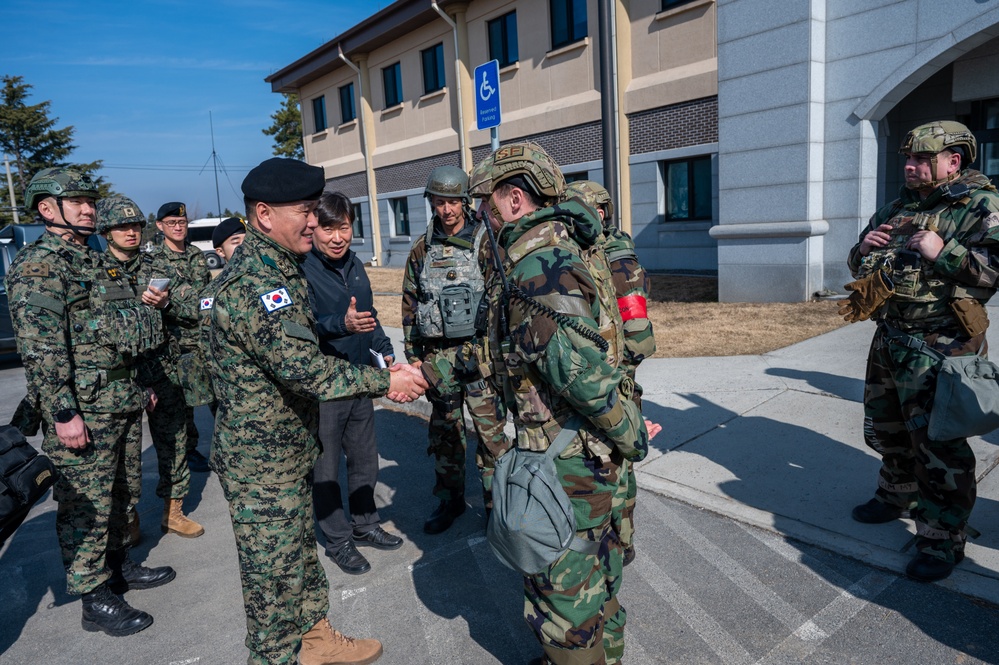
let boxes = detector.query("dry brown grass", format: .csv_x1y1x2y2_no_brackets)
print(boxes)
366,267,847,358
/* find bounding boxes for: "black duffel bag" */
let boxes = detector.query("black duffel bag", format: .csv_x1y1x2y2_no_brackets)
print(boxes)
0,424,56,534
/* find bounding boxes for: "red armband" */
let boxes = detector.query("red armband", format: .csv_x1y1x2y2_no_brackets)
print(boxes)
617,295,647,321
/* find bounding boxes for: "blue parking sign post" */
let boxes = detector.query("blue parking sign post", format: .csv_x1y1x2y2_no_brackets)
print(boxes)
474,60,501,150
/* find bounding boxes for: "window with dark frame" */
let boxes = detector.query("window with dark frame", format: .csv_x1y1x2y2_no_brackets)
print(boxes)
352,203,364,238
339,83,356,124
488,11,519,68
550,0,587,50
661,0,698,11
662,156,712,221
390,197,409,236
383,62,403,108
312,95,327,133
421,43,446,95
968,99,999,186
564,172,588,184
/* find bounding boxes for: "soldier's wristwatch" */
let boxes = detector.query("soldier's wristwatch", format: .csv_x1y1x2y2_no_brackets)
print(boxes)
54,409,78,424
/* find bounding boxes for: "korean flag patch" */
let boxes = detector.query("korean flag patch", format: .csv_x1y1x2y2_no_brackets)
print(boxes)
261,287,292,313
199,297,214,311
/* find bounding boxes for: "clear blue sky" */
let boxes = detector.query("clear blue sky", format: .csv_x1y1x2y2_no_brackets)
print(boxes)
1,0,389,220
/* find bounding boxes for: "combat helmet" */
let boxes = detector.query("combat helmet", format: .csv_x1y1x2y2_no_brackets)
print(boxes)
24,167,100,210
96,195,146,234
425,165,470,204
469,142,565,204
565,180,614,222
899,120,977,166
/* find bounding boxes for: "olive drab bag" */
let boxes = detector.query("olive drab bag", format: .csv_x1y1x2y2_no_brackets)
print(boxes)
487,416,599,575
0,425,56,531
882,323,999,441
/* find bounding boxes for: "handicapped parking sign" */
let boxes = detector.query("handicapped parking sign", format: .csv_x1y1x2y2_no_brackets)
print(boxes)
474,60,501,131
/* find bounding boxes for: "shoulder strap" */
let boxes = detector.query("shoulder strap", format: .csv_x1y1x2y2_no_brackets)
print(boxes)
546,415,583,460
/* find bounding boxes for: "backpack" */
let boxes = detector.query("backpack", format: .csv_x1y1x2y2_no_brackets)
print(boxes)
0,424,56,535
487,415,600,575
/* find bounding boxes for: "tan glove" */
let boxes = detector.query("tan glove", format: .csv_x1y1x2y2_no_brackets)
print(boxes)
838,270,894,323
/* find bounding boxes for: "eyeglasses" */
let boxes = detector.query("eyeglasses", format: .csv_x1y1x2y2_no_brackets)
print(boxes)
159,219,188,228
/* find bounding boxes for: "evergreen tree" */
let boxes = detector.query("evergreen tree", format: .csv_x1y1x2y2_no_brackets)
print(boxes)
0,75,114,226
262,93,304,160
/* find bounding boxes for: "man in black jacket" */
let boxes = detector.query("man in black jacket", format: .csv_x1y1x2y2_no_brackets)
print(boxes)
302,191,403,576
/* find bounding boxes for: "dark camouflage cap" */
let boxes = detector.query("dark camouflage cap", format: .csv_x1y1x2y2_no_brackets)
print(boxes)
565,180,614,222
899,120,977,165
25,167,100,210
468,142,565,202
97,195,146,234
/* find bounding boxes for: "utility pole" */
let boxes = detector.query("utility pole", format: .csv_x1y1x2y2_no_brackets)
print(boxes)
4,154,20,225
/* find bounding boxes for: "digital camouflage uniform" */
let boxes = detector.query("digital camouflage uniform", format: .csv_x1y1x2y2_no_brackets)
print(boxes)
6,232,159,594
148,241,213,457
848,157,999,566
473,144,649,665
565,181,656,560
401,213,499,505
205,225,391,665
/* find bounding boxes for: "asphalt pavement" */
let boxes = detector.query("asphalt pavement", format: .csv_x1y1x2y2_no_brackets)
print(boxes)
3,318,999,664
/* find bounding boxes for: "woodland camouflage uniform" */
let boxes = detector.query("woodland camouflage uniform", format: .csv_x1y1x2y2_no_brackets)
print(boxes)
564,180,656,562
846,121,999,575
472,144,649,665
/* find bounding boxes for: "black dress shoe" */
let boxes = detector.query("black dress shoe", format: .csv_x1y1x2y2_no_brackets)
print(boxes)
851,498,909,524
623,546,636,567
423,498,466,535
107,551,177,594
353,526,403,550
81,583,153,637
905,551,963,583
329,541,371,575
187,449,211,472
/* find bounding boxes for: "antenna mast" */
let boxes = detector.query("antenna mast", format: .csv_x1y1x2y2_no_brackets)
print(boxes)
210,112,222,216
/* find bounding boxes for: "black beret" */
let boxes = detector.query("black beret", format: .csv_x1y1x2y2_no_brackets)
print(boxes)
213,217,246,248
156,202,187,220
241,158,325,203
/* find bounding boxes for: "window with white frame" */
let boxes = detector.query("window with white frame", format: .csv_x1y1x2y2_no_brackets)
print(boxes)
389,197,409,236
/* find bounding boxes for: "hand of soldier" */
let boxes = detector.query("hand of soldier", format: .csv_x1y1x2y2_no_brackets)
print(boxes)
907,230,944,262
644,419,663,440
858,224,893,256
55,415,89,450
384,354,395,367
386,363,429,402
142,285,171,309
344,297,377,334
145,388,158,413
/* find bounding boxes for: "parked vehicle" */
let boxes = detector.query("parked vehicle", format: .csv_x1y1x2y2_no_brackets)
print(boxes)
186,217,226,270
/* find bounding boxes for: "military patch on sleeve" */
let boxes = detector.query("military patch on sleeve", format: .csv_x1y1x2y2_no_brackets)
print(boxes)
22,263,50,277
200,297,214,310
260,287,292,312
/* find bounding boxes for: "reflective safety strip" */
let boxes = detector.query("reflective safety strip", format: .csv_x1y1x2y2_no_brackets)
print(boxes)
617,295,647,321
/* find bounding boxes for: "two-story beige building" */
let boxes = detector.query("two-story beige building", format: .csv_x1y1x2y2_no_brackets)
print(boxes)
269,0,999,302
266,0,718,270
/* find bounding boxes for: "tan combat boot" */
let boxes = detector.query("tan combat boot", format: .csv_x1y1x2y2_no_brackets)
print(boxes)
161,497,205,538
299,617,382,665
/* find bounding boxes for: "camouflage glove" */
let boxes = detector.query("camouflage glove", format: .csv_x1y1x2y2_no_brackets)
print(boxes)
838,270,894,323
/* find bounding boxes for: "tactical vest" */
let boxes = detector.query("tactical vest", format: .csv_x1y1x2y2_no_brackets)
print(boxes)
860,173,998,316
86,259,165,360
495,219,625,458
415,221,486,340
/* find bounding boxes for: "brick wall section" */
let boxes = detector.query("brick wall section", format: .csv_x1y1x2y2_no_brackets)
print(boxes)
374,152,462,194
629,96,718,155
326,171,370,199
